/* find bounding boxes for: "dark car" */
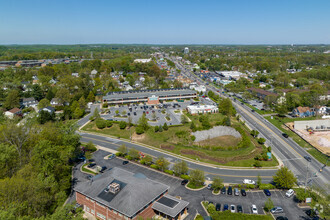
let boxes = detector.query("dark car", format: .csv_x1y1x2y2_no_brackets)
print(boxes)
227,186,232,195
282,133,289,138
133,112,137,116
181,179,189,185
264,189,271,196
223,204,229,211
237,205,243,213
209,201,213,205
252,109,255,112
88,159,95,162
221,187,226,194
276,217,288,220
304,155,312,162
241,189,246,196
100,166,107,173
216,203,221,211
127,113,130,116
122,161,129,165
86,175,93,180
87,162,96,168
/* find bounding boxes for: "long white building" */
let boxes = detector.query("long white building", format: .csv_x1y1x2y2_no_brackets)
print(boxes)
186,105,218,115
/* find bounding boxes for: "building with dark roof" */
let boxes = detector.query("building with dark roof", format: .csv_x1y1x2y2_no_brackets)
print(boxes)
248,87,278,100
103,88,197,105
75,167,189,220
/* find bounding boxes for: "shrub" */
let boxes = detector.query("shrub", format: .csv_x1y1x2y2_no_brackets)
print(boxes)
106,120,113,127
164,170,173,175
102,103,108,108
163,123,168,130
181,174,190,180
125,155,133,160
154,126,159,132
95,118,107,129
259,184,275,190
119,121,127,129
191,135,196,141
150,164,158,169
135,126,144,134
264,198,274,212
245,184,256,189
258,138,266,144
254,160,262,167
115,152,122,157
85,142,97,152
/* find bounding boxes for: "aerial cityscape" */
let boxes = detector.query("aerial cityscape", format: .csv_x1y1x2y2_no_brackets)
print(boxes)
0,1,329,220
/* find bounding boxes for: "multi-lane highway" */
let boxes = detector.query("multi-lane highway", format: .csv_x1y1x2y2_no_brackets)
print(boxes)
171,56,329,193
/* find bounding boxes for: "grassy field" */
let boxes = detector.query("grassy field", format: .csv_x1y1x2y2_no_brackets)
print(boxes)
82,113,279,167
265,116,328,164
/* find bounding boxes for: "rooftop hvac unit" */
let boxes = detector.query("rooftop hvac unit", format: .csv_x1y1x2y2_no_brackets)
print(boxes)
107,182,120,194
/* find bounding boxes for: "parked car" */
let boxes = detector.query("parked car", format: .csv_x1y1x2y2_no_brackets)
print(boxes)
223,204,229,211
252,109,255,112
108,154,116,159
243,179,255,185
282,133,289,138
86,175,93,180
304,155,312,162
87,162,96,168
221,187,226,194
122,161,129,165
227,186,232,195
276,217,288,220
237,205,243,213
100,166,107,173
230,205,236,213
271,207,284,214
181,179,188,185
264,189,271,196
215,203,221,211
241,189,246,196
234,188,239,196
134,112,137,116
251,204,258,214
208,201,213,205
285,189,294,197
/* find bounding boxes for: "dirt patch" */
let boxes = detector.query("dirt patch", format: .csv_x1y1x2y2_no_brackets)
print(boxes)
295,129,330,155
160,144,175,151
132,133,145,141
180,147,263,164
196,135,241,147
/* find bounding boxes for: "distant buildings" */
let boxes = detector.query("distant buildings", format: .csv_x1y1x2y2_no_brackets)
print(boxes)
22,97,38,108
187,105,218,115
5,108,22,119
189,83,206,93
103,88,197,105
247,88,278,100
134,58,152,63
292,106,315,118
216,71,243,80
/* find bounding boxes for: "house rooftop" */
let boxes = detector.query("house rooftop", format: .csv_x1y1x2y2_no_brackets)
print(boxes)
152,195,189,218
74,167,169,218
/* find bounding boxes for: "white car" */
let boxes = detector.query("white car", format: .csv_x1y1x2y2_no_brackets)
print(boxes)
251,204,258,214
230,205,236,213
243,179,256,185
286,189,294,197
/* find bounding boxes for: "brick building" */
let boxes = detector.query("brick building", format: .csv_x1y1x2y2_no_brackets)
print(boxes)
75,167,189,220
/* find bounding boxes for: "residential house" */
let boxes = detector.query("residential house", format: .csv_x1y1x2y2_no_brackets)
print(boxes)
39,106,55,114
72,72,79,77
22,97,38,108
292,106,315,118
5,108,22,119
50,98,61,106
248,87,279,100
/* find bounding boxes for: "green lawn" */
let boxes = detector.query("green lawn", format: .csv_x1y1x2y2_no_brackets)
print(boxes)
187,182,204,189
265,116,328,164
82,164,98,175
82,113,278,167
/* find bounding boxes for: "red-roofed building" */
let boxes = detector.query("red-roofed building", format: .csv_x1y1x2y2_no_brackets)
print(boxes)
5,108,22,119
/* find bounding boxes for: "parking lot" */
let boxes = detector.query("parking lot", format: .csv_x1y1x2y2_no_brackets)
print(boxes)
101,98,217,126
73,150,310,220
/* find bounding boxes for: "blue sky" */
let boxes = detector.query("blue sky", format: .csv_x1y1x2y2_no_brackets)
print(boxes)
0,0,329,44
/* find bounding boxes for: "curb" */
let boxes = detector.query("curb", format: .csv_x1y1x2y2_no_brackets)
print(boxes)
200,201,210,216
185,182,207,191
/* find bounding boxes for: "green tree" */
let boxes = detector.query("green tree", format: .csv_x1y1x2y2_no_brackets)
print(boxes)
257,174,262,188
190,122,197,131
38,98,50,109
189,169,205,187
163,123,168,130
219,98,235,116
122,110,127,116
45,88,55,101
264,198,274,212
158,124,163,132
137,114,149,131
141,155,153,165
55,87,70,104
212,177,224,191
78,96,86,110
155,156,170,171
119,121,127,129
173,160,188,175
32,84,44,101
38,110,55,124
95,118,106,129
4,90,20,110
250,130,259,138
128,148,139,160
87,91,95,102
115,110,120,116
154,126,159,132
258,138,266,144
181,114,188,124
117,144,128,155
273,166,297,189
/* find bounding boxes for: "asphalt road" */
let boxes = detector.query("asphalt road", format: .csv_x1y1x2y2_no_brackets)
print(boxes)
171,57,330,193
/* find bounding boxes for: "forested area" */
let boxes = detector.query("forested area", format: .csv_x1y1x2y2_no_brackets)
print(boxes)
0,119,83,219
